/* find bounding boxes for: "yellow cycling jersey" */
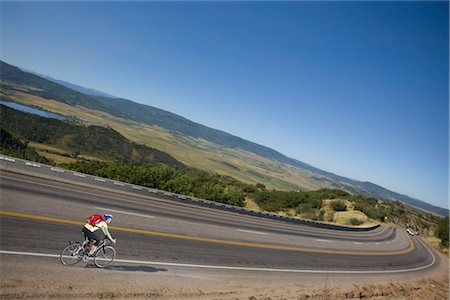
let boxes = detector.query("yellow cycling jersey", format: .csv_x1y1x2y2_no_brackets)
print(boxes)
84,221,113,240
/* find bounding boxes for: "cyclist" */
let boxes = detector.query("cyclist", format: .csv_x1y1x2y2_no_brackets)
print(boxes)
82,214,116,256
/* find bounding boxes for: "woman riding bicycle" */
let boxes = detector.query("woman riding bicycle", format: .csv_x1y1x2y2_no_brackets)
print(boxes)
82,214,117,256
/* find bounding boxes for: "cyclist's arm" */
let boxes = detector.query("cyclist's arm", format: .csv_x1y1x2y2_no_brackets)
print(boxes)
99,222,114,240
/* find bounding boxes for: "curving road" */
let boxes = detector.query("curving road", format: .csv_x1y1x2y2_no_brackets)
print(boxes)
0,157,441,277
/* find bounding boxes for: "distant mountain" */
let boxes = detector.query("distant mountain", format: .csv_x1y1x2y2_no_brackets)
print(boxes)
22,68,115,98
1,60,447,216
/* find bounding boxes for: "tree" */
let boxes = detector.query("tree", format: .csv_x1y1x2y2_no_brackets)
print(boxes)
164,173,193,195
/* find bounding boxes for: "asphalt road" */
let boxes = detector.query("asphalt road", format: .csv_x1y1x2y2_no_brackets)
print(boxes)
0,159,441,276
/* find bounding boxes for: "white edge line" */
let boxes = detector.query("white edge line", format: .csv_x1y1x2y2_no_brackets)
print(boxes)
114,182,125,186
0,247,436,274
315,239,332,243
50,168,64,173
94,178,107,182
25,162,41,167
94,206,155,219
238,229,268,235
73,173,86,178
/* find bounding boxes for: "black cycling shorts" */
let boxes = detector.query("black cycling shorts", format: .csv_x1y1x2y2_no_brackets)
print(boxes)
82,227,101,246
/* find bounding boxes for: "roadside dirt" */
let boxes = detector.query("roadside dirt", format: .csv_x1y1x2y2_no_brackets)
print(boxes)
1,275,448,299
1,255,448,300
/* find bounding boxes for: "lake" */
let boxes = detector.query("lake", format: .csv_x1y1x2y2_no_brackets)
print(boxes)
0,99,68,120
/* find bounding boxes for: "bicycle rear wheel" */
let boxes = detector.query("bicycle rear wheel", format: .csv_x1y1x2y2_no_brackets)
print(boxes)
60,243,83,266
94,246,116,268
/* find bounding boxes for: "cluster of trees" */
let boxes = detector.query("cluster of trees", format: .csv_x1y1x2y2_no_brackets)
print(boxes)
252,189,350,211
251,188,351,221
62,160,251,207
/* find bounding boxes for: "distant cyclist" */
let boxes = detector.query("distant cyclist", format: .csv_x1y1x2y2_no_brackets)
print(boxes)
82,214,116,256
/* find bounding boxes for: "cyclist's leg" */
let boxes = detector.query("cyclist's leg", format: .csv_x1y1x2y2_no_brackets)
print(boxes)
89,238,101,256
82,227,100,255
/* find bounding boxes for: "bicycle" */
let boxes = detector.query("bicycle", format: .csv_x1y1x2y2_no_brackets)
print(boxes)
60,238,116,268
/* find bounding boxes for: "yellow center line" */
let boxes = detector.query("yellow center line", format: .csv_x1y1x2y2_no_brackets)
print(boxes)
0,210,415,256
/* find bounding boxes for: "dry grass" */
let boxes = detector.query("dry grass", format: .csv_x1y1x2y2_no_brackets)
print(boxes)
29,141,103,164
29,142,77,164
423,236,449,256
28,142,70,155
244,197,261,211
36,151,77,164
321,199,378,227
334,211,377,226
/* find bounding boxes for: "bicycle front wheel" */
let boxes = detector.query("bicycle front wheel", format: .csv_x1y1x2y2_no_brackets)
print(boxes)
94,246,116,268
60,243,83,266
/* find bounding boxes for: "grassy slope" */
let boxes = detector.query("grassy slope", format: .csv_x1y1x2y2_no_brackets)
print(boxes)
28,142,100,164
2,86,330,191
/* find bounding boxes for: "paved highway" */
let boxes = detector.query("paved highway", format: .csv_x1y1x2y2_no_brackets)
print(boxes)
0,157,441,276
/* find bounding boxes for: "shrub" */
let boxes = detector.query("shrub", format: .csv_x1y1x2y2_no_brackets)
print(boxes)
437,216,449,248
331,200,347,211
255,183,266,190
301,208,322,221
350,218,364,226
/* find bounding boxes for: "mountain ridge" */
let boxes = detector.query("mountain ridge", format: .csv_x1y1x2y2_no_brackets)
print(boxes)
21,68,116,98
0,60,447,216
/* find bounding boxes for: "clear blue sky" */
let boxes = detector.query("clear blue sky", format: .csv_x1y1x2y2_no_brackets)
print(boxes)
1,2,448,209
